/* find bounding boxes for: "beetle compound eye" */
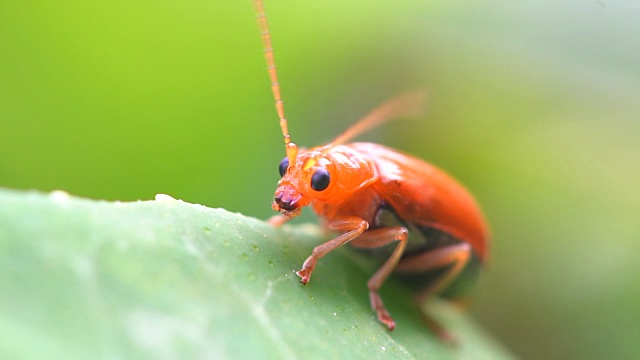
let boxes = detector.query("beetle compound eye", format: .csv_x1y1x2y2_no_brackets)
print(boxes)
278,157,289,177
310,168,331,191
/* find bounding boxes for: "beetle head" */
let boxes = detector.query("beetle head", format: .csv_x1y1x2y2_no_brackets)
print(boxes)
272,145,378,218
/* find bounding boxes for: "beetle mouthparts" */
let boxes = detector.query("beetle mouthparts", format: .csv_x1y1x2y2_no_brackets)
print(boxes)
273,191,303,217
272,200,302,217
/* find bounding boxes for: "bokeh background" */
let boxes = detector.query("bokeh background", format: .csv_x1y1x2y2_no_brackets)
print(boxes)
1,1,638,359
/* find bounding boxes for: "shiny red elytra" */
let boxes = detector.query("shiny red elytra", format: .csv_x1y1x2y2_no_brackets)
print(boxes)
253,0,489,339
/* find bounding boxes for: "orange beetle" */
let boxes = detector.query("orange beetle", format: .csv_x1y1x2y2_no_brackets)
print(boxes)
253,0,489,338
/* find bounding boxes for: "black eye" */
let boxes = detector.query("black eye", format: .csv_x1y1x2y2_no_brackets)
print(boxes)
278,157,289,177
310,168,331,191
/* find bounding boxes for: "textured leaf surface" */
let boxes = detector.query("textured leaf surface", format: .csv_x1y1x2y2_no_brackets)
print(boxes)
0,188,513,359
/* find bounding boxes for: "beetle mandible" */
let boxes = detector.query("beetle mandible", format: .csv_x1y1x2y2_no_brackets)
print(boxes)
253,0,489,338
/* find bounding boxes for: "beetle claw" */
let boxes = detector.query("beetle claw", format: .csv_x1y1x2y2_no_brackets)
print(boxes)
377,309,396,331
296,269,311,284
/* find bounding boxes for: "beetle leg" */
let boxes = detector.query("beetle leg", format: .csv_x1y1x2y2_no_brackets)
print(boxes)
395,242,471,342
296,217,368,284
349,227,409,331
395,242,471,300
268,214,291,227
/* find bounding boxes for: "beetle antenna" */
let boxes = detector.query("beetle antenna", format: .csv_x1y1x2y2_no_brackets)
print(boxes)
253,0,298,163
331,91,428,146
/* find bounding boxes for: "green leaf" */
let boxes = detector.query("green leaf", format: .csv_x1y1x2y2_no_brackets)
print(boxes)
0,188,513,359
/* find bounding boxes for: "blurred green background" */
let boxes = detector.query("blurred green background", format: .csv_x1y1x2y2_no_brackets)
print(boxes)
1,1,638,359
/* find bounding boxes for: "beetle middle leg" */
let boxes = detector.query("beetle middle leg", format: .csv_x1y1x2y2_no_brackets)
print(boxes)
349,226,409,331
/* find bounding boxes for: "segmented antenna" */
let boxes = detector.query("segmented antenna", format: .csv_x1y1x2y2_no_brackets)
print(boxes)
331,91,427,146
253,0,298,164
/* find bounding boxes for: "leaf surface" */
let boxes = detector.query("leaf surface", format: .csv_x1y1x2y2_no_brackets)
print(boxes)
0,189,513,359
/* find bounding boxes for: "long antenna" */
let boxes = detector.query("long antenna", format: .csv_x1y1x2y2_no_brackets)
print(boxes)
331,91,427,146
253,0,298,164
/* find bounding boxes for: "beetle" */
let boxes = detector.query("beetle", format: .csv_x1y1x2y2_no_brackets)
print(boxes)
253,0,489,339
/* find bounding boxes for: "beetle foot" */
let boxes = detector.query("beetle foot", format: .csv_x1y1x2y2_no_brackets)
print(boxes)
437,329,458,346
377,308,396,331
296,268,311,284
370,290,396,330
296,255,317,284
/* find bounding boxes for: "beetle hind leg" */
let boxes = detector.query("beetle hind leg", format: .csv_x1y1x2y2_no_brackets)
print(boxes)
349,226,409,331
396,242,472,343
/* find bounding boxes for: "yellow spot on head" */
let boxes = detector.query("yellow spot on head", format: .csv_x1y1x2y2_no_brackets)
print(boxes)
302,157,317,171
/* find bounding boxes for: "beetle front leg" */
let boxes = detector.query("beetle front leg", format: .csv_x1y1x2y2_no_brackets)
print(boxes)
349,226,409,331
268,214,291,227
296,217,368,284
